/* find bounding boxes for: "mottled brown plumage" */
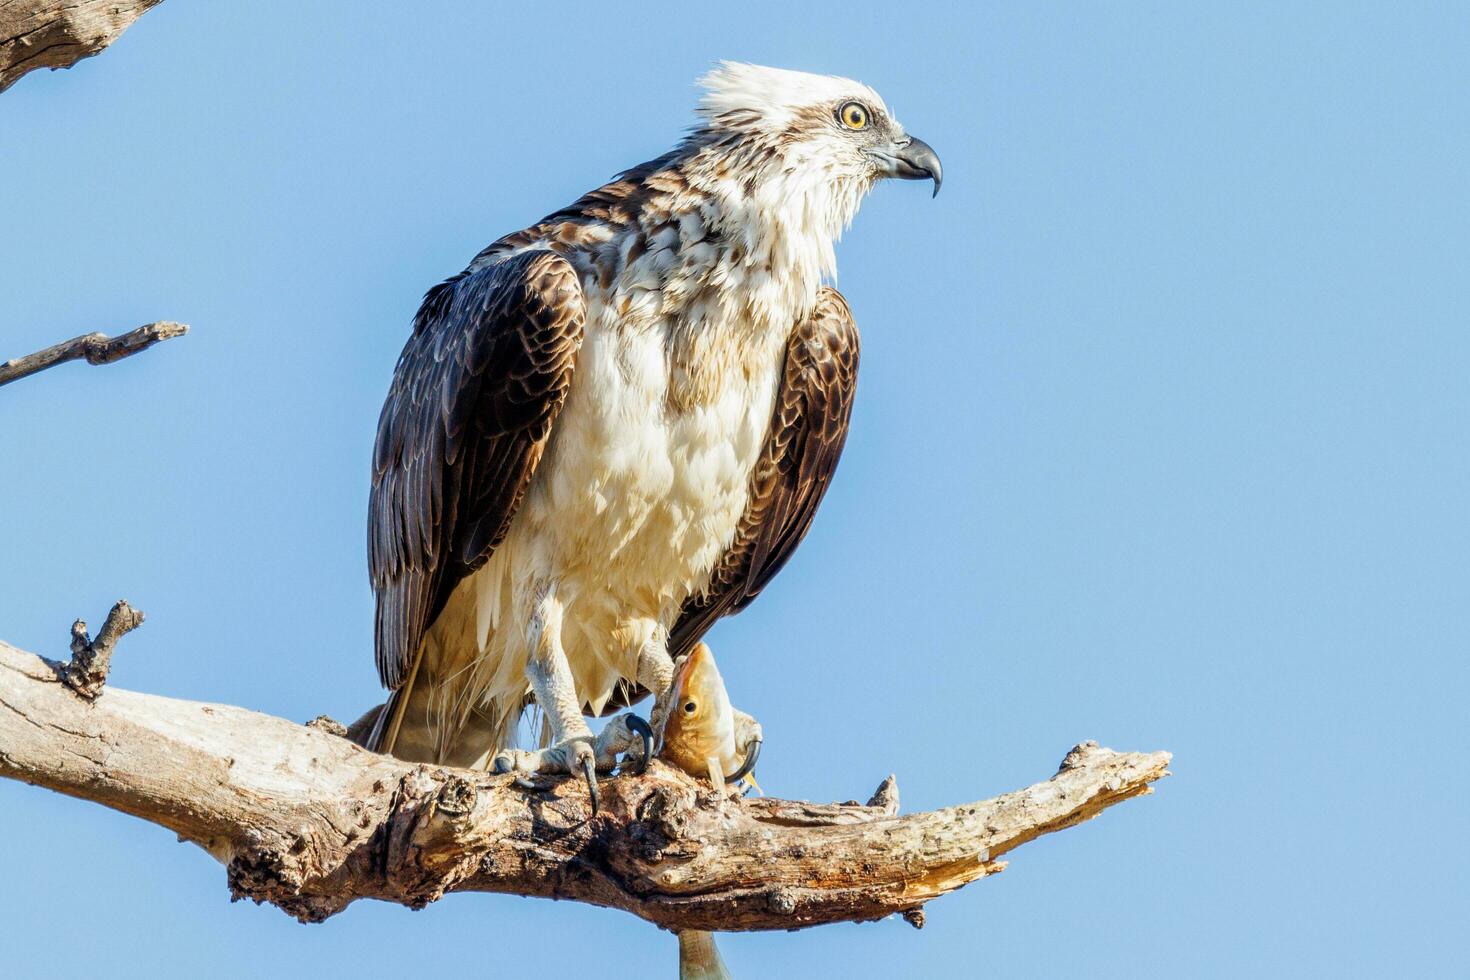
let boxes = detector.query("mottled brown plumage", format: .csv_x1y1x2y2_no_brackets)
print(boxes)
366,251,585,747
669,287,860,661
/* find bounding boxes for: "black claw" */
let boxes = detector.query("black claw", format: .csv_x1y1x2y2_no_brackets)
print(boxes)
579,754,599,817
624,715,655,775
725,737,762,785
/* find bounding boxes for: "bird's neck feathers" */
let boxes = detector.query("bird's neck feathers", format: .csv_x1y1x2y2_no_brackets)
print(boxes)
476,65,883,324
681,129,871,287
491,138,870,327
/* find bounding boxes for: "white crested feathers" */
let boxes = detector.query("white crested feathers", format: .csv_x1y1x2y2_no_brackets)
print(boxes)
696,61,889,134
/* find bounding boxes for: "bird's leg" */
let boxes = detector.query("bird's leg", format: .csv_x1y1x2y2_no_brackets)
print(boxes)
492,589,656,813
588,624,673,774
636,626,677,742
492,586,603,805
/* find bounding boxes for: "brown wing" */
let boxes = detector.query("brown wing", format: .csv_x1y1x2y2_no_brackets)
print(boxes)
667,286,861,662
366,249,584,747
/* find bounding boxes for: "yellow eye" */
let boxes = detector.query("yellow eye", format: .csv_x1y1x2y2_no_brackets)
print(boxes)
839,101,869,130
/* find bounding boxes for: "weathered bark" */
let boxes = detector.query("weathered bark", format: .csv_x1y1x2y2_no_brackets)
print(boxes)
0,0,163,93
0,322,188,387
0,635,1170,931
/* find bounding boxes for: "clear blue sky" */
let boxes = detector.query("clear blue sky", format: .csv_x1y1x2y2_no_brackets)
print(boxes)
2,2,1466,977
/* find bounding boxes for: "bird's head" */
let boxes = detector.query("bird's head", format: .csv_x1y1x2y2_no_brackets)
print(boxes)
694,62,943,200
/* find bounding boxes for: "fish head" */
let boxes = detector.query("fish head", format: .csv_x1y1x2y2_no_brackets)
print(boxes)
659,642,737,776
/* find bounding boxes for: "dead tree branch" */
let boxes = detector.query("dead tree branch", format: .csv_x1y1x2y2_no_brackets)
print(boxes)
0,322,188,387
0,636,1169,931
61,601,145,699
1,0,164,94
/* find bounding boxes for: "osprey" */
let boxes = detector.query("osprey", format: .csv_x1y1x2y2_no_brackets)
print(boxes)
361,63,941,804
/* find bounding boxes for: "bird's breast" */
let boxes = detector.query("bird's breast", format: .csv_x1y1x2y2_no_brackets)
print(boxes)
518,298,785,620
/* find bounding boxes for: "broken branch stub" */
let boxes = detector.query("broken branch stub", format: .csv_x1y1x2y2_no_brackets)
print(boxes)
61,601,144,699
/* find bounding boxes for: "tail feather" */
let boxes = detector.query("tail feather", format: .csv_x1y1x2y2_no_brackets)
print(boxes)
358,673,514,767
346,703,386,748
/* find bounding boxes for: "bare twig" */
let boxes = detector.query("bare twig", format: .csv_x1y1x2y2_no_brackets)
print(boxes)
0,322,188,388
1,0,165,94
0,636,1171,931
61,601,145,699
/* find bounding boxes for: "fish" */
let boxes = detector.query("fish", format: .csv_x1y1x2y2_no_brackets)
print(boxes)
659,642,760,792
657,642,761,980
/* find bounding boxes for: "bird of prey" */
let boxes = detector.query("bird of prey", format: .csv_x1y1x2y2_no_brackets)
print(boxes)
359,63,941,805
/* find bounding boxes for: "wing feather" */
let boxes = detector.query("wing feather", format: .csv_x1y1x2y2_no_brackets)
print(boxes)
667,286,861,661
368,251,586,710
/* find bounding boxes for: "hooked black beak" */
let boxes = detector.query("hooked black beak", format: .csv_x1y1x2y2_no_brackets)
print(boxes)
874,135,943,197
724,736,762,785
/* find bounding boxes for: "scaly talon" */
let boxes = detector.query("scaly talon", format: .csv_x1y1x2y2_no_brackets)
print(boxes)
623,714,654,775
579,753,599,816
492,735,602,815
730,707,764,795
725,736,761,785
493,713,653,815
